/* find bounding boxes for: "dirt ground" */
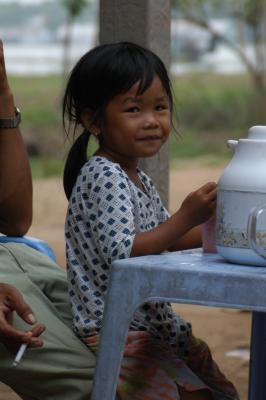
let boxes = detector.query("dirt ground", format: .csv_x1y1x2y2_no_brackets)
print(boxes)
0,161,251,399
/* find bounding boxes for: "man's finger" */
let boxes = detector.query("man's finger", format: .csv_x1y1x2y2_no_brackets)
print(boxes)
3,285,36,325
22,325,46,348
30,324,46,339
0,315,30,342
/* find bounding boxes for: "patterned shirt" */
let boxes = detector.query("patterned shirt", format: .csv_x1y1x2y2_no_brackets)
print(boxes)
66,156,192,354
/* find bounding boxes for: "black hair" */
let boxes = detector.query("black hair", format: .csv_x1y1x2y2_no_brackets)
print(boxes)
63,41,174,200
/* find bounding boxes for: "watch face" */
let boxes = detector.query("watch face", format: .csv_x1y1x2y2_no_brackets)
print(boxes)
0,107,21,129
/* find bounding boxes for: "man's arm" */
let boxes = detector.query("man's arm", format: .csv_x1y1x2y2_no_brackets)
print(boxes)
0,40,32,236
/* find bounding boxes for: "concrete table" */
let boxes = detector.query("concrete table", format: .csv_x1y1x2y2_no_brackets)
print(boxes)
91,250,266,400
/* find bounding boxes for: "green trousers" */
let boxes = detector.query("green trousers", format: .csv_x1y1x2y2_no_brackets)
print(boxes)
0,243,95,400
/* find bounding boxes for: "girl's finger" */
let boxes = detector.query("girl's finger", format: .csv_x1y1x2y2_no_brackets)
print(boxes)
200,182,217,193
207,187,217,201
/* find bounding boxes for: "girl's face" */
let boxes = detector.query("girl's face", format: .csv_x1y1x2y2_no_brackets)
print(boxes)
96,75,171,167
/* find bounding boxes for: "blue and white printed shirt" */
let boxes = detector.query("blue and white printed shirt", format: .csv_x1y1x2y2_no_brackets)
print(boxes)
66,156,191,352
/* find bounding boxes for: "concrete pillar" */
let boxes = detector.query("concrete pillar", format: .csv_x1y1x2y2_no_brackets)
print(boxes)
99,0,171,207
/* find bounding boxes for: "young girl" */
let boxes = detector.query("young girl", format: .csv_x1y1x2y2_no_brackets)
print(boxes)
63,42,239,400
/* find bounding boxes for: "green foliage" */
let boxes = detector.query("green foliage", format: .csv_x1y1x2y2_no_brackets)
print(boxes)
244,0,265,27
61,0,89,19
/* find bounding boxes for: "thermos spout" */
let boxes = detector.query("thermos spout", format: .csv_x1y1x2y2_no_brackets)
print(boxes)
227,140,238,151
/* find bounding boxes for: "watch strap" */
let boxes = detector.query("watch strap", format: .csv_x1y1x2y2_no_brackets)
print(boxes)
0,107,21,129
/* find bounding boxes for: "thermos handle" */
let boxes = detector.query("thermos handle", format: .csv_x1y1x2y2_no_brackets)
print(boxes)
247,205,266,259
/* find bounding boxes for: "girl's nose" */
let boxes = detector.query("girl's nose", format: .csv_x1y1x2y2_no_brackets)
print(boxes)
143,113,159,129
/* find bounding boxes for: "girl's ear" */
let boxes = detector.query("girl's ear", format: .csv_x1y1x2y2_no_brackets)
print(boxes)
81,109,101,137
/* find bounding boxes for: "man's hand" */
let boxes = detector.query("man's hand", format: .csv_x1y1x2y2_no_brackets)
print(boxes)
0,283,45,350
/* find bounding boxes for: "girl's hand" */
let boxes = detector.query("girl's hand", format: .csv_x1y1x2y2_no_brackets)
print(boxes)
131,182,217,257
180,182,217,228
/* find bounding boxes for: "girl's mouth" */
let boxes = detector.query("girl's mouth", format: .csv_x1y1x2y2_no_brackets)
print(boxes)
137,136,161,141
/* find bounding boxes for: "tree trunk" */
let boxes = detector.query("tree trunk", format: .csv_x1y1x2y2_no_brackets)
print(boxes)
99,0,171,207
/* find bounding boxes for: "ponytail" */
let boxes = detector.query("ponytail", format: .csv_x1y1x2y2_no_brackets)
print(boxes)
63,130,90,200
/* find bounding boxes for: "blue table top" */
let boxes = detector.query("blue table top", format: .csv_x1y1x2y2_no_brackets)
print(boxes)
116,249,266,276
113,250,266,312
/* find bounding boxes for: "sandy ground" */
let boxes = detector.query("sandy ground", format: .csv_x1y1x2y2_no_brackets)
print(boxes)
0,161,251,399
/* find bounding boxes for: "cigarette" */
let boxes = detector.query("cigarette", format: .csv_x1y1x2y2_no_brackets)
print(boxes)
12,331,32,367
12,342,28,367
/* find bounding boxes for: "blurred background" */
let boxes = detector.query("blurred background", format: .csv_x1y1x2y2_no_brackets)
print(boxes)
1,0,266,177
1,2,262,398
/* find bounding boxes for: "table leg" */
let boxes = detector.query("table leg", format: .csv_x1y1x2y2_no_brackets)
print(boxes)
91,271,141,400
248,311,266,400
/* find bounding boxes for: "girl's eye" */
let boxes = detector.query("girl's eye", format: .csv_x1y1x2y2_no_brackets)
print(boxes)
126,107,140,113
156,104,168,111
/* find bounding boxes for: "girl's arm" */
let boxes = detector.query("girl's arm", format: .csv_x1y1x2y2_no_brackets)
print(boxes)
0,41,32,236
130,182,216,257
167,225,202,251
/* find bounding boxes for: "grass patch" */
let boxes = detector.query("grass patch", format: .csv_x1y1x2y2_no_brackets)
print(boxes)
10,75,62,132
30,135,99,179
30,157,64,179
169,129,238,161
172,73,262,131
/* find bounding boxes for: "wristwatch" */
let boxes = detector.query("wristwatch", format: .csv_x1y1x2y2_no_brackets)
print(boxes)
0,107,21,129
